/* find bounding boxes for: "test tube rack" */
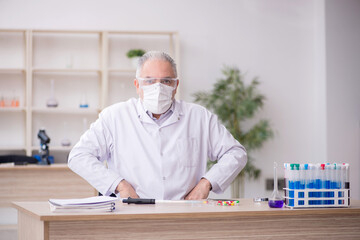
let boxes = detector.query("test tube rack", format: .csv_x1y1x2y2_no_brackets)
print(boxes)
284,188,350,208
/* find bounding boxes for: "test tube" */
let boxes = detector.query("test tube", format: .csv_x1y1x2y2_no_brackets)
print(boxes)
324,163,331,203
300,164,306,189
294,164,300,190
320,164,326,204
284,163,289,189
294,164,301,204
299,164,305,198
308,164,314,201
329,164,336,199
289,164,295,206
338,164,343,190
325,163,331,189
284,163,288,199
337,164,344,201
331,163,337,189
304,164,309,189
344,163,350,189
345,163,350,205
314,164,320,204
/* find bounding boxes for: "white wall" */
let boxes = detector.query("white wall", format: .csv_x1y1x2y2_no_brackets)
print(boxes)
0,0,358,200
325,0,360,200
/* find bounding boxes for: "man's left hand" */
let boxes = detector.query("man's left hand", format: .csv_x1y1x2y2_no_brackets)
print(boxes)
184,178,212,200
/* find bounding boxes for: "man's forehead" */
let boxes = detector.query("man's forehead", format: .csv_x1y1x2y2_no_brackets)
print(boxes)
141,59,175,76
143,59,171,67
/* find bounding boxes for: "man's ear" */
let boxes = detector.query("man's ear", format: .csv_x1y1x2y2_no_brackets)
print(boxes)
134,78,140,94
174,79,179,95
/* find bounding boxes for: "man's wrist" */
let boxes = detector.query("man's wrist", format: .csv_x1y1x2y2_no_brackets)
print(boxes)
201,177,212,191
114,178,124,194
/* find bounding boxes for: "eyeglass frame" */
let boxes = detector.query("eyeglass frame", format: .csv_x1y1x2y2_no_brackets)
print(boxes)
137,77,178,88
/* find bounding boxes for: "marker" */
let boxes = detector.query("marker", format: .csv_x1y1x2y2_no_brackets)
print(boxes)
122,197,155,204
122,197,206,204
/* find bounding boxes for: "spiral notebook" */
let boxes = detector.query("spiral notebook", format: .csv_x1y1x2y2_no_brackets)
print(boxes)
48,196,117,213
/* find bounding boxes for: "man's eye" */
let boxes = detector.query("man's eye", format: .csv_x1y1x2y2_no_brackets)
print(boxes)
144,79,154,84
161,79,171,84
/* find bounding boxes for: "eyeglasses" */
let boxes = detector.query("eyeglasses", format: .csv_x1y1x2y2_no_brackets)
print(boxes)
137,77,178,87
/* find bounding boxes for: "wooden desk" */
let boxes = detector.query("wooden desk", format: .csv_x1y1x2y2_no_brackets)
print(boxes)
0,164,96,207
13,199,360,240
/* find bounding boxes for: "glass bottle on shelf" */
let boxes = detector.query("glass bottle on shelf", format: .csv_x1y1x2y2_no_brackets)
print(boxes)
0,95,5,107
61,121,71,147
47,79,58,108
11,90,19,107
79,92,89,108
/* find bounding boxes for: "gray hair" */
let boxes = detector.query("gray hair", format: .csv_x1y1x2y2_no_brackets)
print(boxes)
135,51,178,78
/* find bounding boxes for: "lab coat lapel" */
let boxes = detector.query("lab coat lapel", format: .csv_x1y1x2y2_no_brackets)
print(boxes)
136,99,155,125
161,100,183,128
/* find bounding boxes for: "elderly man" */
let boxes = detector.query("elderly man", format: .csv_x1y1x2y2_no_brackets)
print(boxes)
68,51,247,200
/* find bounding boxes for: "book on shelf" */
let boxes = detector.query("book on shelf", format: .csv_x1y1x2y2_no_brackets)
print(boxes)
48,196,117,213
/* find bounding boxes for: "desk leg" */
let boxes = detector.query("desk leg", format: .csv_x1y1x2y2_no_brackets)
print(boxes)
18,211,48,240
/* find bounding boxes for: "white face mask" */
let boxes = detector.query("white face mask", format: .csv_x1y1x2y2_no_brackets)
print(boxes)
141,83,174,114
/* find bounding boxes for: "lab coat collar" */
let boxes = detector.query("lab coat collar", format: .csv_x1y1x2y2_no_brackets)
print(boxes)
136,98,183,126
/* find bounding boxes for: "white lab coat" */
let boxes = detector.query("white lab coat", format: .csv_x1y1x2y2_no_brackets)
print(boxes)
68,98,247,200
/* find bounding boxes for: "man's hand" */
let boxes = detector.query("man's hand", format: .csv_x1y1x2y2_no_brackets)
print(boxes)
116,179,139,198
184,178,212,200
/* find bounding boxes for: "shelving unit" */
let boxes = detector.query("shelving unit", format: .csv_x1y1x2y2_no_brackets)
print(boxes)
0,29,180,161
0,30,27,155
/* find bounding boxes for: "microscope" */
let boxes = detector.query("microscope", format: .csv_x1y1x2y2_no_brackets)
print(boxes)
38,129,51,165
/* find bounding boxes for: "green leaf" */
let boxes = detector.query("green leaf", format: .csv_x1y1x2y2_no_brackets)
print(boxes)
192,66,273,180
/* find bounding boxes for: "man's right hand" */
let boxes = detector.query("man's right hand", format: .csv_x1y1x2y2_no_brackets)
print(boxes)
116,179,139,198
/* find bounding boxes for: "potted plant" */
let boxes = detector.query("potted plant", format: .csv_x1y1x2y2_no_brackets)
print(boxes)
193,66,273,198
126,49,146,68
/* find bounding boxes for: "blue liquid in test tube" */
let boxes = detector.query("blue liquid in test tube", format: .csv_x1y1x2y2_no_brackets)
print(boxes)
330,163,339,197
314,164,322,205
295,164,300,190
325,163,331,204
299,164,305,198
308,164,314,202
289,164,295,200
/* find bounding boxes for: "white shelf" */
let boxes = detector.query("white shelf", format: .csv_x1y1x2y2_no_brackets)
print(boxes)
32,68,100,73
31,145,73,152
0,107,26,112
33,30,100,34
0,68,25,73
0,146,26,151
108,30,176,35
32,107,99,115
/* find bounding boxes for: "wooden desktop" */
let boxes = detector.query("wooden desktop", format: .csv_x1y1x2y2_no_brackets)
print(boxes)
13,199,360,240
